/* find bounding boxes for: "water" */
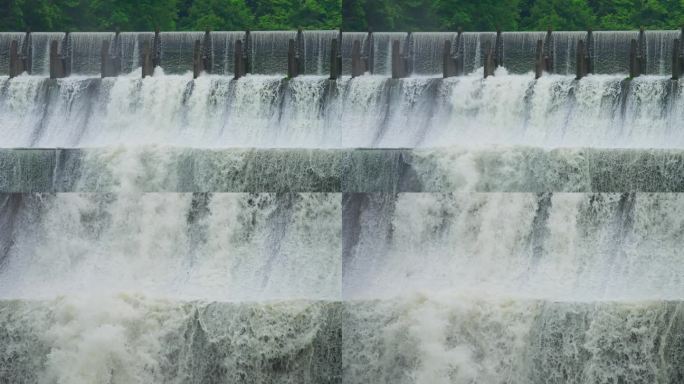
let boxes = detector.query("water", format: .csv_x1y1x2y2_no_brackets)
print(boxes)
301,30,339,75
28,32,65,76
0,32,26,76
643,30,681,74
343,192,684,300
341,31,367,75
461,32,496,73
550,31,585,75
3,30,681,78
502,31,547,74
370,32,408,75
249,31,298,74
117,32,155,73
0,29,683,383
159,31,205,74
69,32,115,75
410,32,458,75
0,74,681,148
209,31,245,75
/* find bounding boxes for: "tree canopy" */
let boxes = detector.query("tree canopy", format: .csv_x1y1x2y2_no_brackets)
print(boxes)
344,0,684,31
0,0,341,31
0,0,681,32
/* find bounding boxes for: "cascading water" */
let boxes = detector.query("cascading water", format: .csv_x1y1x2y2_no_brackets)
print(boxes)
370,32,408,76
69,32,115,75
0,29,683,383
159,31,205,74
502,31,547,73
341,31,367,75
249,31,298,74
27,32,65,76
0,74,681,148
0,32,25,76
550,31,585,75
209,31,246,75
117,32,155,73
410,32,458,75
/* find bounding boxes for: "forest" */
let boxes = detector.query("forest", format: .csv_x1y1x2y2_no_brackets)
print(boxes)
0,0,682,32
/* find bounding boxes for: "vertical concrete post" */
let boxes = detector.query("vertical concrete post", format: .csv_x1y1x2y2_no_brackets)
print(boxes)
638,26,646,74
193,39,202,78
9,40,23,77
336,30,343,78
576,39,587,80
296,28,304,75
586,28,594,74
672,39,681,80
535,39,544,79
484,42,495,78
244,30,251,74
391,39,406,78
101,40,111,78
153,27,161,69
351,40,364,77
329,38,339,80
367,30,374,74
443,40,455,78
544,27,554,73
495,28,503,68
65,32,72,76
629,39,640,78
21,30,32,75
141,40,154,78
287,38,298,78
234,39,245,80
202,29,212,74
455,27,464,76
49,40,64,78
405,32,413,75
112,29,122,76
234,39,243,79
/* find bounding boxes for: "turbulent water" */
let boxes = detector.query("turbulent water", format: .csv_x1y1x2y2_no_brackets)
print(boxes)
0,29,683,383
0,73,682,148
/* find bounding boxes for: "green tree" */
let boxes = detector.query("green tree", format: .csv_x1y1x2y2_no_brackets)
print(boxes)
181,0,254,30
521,0,596,30
435,0,521,31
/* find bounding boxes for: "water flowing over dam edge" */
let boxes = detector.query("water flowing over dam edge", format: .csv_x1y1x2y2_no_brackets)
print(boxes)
2,29,683,78
3,147,684,192
0,296,682,383
0,74,682,148
1,27,684,384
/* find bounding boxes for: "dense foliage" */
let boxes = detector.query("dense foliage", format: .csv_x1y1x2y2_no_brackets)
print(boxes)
0,0,341,31
0,0,681,31
344,0,684,31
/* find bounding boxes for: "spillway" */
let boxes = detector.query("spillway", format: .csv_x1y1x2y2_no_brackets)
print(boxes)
0,29,683,383
0,74,681,148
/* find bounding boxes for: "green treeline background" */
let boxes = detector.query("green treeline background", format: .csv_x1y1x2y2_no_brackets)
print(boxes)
0,0,682,32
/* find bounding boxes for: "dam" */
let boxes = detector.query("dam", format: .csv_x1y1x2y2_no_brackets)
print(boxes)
0,28,683,383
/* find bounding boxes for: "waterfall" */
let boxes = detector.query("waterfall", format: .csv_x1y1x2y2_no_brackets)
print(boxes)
210,31,245,75
502,31,547,73
158,31,205,74
0,32,25,76
117,32,155,73
370,32,408,76
410,32,458,75
0,74,681,148
69,32,115,75
0,29,683,384
249,31,298,74
341,31,367,75
550,31,585,75
28,32,66,76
